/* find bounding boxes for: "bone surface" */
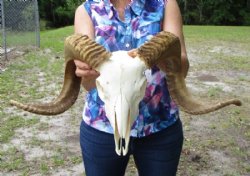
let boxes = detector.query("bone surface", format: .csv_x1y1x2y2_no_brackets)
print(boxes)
96,51,147,155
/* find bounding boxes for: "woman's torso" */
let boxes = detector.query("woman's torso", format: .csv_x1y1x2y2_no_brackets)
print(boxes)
82,0,179,137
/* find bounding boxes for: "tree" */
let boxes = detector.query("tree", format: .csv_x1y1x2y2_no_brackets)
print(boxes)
177,0,250,25
37,0,82,28
37,0,249,27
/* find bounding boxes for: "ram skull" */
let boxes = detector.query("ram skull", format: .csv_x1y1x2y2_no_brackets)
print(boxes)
96,51,147,155
10,32,242,156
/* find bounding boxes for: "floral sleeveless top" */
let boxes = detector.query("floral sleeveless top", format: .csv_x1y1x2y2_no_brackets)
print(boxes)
82,0,179,137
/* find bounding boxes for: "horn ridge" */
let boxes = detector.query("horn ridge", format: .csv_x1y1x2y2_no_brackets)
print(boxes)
65,34,111,68
138,31,179,68
10,60,81,115
138,31,242,115
9,86,79,115
10,33,111,115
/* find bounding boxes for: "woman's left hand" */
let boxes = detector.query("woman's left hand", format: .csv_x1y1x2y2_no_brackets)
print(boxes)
127,49,138,58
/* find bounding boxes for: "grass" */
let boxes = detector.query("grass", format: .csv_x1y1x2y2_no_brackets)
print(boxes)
0,54,60,111
207,86,223,97
70,156,82,165
0,25,250,175
0,26,75,175
219,55,250,71
52,155,65,166
196,54,250,72
181,26,250,175
0,26,73,51
184,25,250,43
40,162,49,175
0,116,39,143
0,31,37,47
0,147,27,171
40,26,74,52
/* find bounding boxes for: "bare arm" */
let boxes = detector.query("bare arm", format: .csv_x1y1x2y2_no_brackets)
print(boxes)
74,5,94,38
74,5,99,91
163,0,189,78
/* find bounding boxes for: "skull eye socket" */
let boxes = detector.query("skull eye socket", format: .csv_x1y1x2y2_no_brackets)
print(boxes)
96,81,104,94
142,70,146,76
96,80,111,101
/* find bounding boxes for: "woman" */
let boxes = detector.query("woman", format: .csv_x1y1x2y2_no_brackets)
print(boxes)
74,0,189,175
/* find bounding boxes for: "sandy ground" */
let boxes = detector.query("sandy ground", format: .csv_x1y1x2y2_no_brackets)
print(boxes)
0,40,249,175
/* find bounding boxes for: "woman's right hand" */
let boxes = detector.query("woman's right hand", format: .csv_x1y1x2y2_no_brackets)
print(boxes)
74,60,100,91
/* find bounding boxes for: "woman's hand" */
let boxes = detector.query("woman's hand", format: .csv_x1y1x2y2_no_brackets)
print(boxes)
127,49,138,58
74,60,100,91
74,5,97,91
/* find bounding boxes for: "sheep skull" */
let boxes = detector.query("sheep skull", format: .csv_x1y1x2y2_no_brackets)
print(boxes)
96,51,147,155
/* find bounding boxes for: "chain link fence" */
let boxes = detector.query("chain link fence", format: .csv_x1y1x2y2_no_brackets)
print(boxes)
0,0,40,60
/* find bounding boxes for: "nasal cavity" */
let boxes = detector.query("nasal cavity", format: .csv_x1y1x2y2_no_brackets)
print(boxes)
118,138,126,149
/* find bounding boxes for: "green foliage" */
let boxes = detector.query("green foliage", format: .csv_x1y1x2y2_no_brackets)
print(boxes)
21,4,36,31
239,10,250,25
4,1,36,31
37,0,249,27
206,0,236,25
38,0,83,28
177,0,250,25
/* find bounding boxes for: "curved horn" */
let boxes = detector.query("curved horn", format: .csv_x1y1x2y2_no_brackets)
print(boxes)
137,31,242,115
10,34,111,115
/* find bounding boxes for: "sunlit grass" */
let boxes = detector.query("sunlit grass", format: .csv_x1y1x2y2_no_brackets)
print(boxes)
0,31,37,47
40,26,73,52
184,25,250,43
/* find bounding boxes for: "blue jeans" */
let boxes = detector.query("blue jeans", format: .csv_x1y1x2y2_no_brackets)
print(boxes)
80,119,183,176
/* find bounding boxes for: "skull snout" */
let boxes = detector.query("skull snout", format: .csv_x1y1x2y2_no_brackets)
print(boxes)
113,94,131,155
95,52,148,155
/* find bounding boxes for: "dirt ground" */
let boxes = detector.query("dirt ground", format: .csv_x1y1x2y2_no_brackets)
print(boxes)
0,38,249,176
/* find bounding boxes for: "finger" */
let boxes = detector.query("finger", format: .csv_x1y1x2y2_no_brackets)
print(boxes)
74,60,91,69
127,49,138,58
75,68,100,78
